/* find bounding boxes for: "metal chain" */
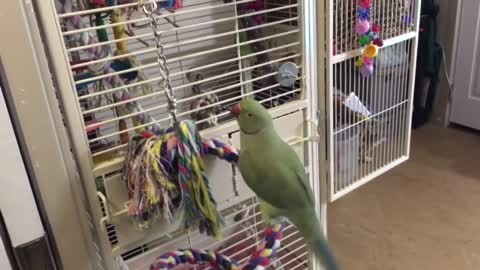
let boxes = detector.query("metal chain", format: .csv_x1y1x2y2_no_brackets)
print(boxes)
142,0,179,125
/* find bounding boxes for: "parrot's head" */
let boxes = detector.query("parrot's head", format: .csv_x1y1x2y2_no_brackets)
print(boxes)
230,98,273,135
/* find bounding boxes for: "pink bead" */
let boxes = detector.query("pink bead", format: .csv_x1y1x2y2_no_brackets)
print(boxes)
363,57,373,65
356,20,371,35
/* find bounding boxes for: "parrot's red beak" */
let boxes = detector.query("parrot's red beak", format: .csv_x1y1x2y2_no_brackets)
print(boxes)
230,103,241,117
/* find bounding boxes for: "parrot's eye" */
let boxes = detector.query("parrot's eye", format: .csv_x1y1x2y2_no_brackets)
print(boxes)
247,113,252,117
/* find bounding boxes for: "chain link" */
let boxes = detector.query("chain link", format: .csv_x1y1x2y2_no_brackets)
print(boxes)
142,0,179,125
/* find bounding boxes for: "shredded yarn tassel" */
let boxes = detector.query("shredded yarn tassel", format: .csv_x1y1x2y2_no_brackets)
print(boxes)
123,133,180,229
123,123,239,235
177,121,222,238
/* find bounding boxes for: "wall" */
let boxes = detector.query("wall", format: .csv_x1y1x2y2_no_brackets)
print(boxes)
0,240,12,270
431,0,460,125
0,89,45,247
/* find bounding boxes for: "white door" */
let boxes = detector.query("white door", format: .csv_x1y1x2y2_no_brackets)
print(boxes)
450,0,480,130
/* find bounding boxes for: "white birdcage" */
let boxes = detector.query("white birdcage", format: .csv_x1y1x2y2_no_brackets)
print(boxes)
327,0,420,201
0,0,420,269
32,0,320,269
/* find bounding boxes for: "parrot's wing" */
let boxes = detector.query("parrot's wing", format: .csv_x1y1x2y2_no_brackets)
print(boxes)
274,142,316,209
239,140,315,210
275,139,316,207
292,161,315,206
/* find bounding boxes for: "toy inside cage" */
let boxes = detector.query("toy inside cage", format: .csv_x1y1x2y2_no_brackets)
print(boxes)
329,0,417,199
333,0,416,55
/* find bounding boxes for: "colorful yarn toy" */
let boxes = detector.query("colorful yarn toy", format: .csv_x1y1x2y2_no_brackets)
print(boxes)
121,0,238,237
62,0,161,138
150,223,283,270
201,139,239,164
176,121,223,237
355,0,383,77
123,122,239,236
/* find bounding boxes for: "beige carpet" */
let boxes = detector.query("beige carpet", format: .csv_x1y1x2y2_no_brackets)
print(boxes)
328,125,480,270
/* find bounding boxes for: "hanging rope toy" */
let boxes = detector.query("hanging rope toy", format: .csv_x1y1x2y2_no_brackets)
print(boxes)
150,222,284,270
123,117,239,232
123,127,239,227
355,0,383,77
122,0,239,237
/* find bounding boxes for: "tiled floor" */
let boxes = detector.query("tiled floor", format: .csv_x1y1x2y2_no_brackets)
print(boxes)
328,125,480,270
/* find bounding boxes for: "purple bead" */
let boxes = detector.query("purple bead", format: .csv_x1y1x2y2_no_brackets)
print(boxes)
359,64,374,77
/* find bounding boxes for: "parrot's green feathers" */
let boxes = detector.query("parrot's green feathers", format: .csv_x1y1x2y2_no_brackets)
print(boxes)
236,98,273,135
233,98,339,270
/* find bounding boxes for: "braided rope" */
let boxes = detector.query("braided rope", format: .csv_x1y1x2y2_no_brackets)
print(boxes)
150,223,283,270
123,122,239,232
177,121,222,237
202,138,239,164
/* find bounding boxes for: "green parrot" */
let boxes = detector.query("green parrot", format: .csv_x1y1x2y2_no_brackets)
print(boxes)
231,98,339,270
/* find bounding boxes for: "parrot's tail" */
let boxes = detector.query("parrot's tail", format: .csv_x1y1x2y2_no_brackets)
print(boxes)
289,209,339,270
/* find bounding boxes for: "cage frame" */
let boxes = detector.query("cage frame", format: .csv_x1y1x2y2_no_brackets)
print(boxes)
30,0,324,269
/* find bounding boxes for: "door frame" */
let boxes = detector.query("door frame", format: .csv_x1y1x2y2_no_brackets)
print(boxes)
445,0,466,127
0,1,97,269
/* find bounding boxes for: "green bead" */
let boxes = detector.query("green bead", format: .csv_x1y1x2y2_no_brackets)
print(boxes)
359,35,371,46
355,57,364,67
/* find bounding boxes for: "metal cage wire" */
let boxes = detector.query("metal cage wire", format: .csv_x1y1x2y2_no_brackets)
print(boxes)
59,0,305,159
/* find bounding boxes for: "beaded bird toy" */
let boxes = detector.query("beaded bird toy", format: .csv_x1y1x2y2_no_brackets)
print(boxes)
150,223,284,270
355,0,384,77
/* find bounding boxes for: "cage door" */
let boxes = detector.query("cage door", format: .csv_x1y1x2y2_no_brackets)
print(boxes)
327,0,421,201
